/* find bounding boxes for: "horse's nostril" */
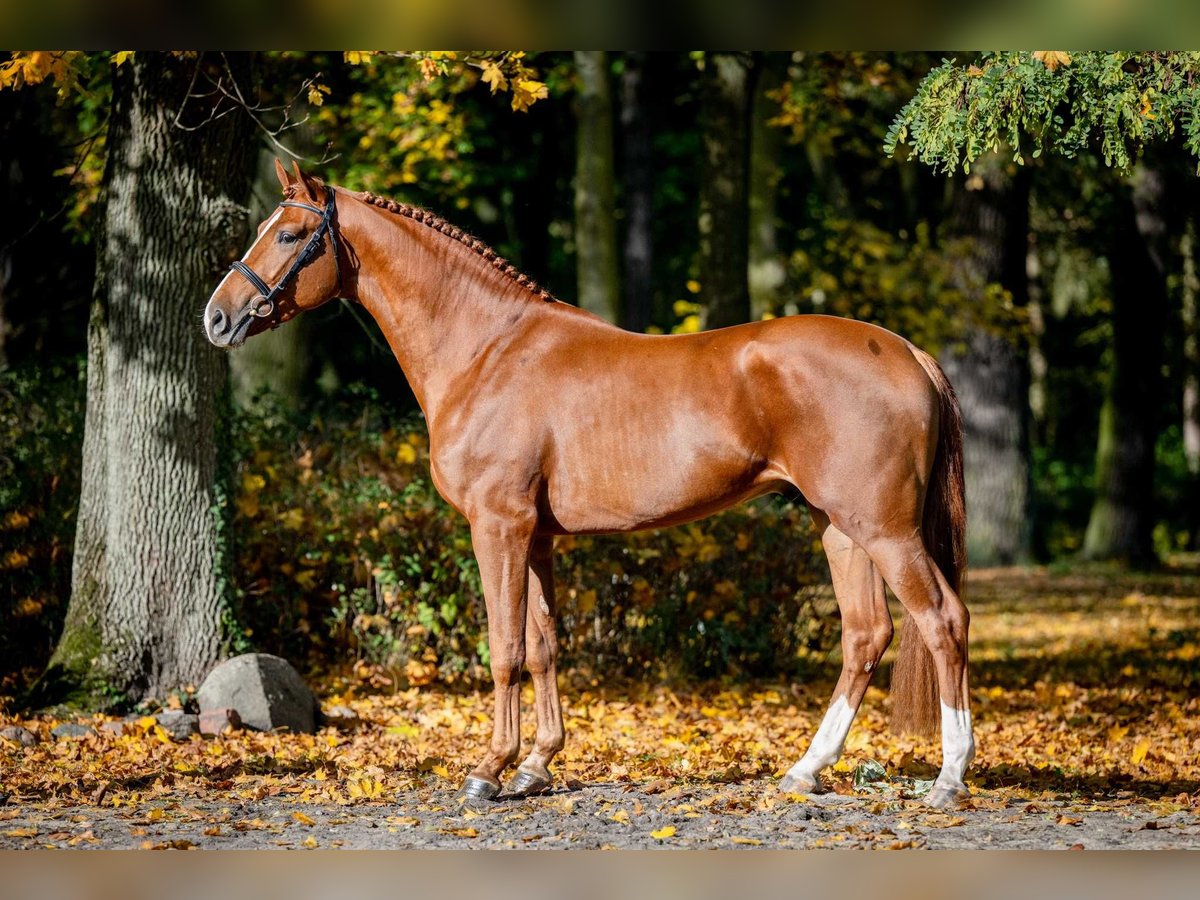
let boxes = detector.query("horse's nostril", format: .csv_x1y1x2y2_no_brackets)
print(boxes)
209,308,229,336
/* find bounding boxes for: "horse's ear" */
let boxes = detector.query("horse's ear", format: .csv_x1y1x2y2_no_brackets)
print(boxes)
273,157,293,191
291,160,318,202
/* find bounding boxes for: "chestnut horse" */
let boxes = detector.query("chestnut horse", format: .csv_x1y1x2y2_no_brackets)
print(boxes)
206,162,974,808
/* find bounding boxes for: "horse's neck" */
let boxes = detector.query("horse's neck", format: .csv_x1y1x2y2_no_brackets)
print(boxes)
344,200,542,419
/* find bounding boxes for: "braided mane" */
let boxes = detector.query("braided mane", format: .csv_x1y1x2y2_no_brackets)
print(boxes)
358,191,557,303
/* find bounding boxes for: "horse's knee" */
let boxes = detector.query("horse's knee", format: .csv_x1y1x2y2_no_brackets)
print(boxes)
490,645,525,688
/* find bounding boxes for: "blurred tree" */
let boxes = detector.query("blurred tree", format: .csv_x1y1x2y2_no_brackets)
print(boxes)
698,52,752,330
939,159,1033,565
748,52,789,320
619,51,654,332
1082,164,1170,563
888,50,1200,563
572,51,619,323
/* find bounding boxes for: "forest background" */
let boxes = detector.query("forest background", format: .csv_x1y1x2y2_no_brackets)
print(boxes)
2,51,1198,710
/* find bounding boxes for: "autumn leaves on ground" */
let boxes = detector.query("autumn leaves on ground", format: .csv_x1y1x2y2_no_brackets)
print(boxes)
2,566,1199,849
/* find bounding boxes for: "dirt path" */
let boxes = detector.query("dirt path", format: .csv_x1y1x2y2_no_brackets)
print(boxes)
2,779,1197,849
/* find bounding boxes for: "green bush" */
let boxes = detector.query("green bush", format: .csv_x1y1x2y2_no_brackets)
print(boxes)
230,389,836,684
0,360,85,686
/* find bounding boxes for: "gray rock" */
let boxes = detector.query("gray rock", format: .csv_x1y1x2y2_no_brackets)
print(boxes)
100,720,129,736
155,711,200,741
196,653,316,734
0,725,38,746
51,723,94,740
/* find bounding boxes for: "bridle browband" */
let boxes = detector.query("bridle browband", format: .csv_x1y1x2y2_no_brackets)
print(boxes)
229,187,342,320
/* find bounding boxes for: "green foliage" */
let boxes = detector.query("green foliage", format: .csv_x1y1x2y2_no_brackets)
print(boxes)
787,218,1024,349
0,361,85,686
886,51,1200,173
229,388,834,684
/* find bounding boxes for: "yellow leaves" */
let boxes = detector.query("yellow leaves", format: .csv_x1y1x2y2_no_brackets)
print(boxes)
302,835,319,848
405,658,438,687
307,83,331,107
344,51,375,66
277,508,305,531
1139,91,1157,120
730,836,762,845
396,443,418,465
292,811,316,825
0,51,83,92
1032,51,1072,72
346,777,386,800
1131,738,1151,766
611,809,630,824
1107,725,1129,744
112,51,133,67
443,826,478,838
510,79,548,112
480,61,508,94
650,825,676,840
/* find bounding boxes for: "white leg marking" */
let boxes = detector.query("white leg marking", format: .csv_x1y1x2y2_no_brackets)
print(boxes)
786,695,855,783
938,700,975,784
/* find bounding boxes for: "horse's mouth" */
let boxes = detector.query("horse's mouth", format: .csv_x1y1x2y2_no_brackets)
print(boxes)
224,311,255,348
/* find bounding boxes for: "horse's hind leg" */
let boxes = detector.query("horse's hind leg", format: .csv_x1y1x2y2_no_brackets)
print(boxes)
861,534,974,808
506,535,564,797
781,513,893,793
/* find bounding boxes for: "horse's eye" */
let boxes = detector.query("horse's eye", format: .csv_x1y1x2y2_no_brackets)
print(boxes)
278,231,298,245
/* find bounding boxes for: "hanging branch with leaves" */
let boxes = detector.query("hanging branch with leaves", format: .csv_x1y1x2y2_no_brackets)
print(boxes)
885,51,1200,173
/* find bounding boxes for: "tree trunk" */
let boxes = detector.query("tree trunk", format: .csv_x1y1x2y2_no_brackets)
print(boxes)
619,51,654,333
573,51,619,323
1183,217,1200,550
1082,166,1169,565
698,52,752,330
37,53,256,707
938,159,1032,566
748,52,788,321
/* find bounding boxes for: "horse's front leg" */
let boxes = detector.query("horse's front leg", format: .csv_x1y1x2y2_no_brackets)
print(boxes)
458,512,535,800
506,535,564,797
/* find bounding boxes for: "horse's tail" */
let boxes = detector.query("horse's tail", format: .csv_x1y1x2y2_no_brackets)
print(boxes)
889,346,967,736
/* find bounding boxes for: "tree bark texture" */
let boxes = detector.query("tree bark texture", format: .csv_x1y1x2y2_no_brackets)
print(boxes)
619,51,654,333
573,51,620,323
699,52,752,330
938,160,1032,567
1082,166,1169,565
42,53,256,705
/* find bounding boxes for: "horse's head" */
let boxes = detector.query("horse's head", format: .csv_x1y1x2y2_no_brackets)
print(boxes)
205,159,343,348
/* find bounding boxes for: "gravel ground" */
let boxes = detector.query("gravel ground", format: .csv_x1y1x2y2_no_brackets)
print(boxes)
2,779,1197,849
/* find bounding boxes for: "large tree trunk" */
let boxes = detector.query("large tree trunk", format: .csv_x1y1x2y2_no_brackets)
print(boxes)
698,52,752,330
573,51,619,323
938,159,1032,566
619,51,654,333
38,53,256,707
747,52,788,321
1082,166,1169,565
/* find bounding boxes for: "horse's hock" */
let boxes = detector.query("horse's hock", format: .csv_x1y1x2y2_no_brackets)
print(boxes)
196,653,318,734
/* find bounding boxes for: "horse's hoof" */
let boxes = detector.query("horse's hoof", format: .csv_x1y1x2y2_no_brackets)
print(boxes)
779,771,823,794
924,780,969,809
457,775,501,802
505,768,553,798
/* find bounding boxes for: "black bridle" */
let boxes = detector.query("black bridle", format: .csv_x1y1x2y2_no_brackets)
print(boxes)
229,187,342,319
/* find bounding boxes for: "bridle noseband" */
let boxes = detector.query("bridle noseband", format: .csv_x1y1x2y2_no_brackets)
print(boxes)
229,187,342,320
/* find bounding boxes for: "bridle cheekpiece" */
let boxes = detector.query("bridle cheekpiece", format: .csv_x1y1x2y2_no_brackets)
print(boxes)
229,186,342,320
